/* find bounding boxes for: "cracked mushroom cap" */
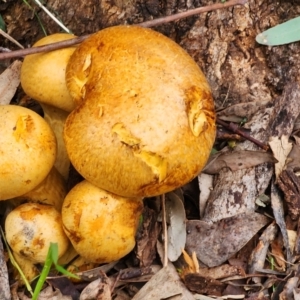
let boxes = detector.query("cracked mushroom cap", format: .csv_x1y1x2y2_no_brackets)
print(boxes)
64,26,216,198
0,105,56,200
61,180,143,263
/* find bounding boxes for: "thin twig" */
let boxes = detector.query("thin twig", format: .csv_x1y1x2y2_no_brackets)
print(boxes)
22,0,47,36
0,35,90,59
216,118,269,151
140,0,247,28
0,0,247,60
161,194,168,268
33,0,71,33
0,29,24,49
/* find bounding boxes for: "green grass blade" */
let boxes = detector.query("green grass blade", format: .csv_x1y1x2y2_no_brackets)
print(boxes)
50,243,80,279
0,227,33,296
55,264,80,279
50,242,59,265
32,245,53,300
22,0,47,36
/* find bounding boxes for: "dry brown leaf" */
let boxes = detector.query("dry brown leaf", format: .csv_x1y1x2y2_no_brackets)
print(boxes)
80,277,112,300
279,277,299,300
136,206,160,267
183,273,225,296
0,60,22,105
197,264,245,280
112,289,132,300
248,222,278,283
203,150,277,175
277,169,300,220
117,266,157,283
269,135,293,179
18,286,72,300
270,239,286,271
293,288,300,300
271,182,292,265
186,212,270,267
165,191,186,262
198,173,213,218
218,100,270,121
287,144,300,172
132,263,194,300
182,251,244,281
38,287,72,300
287,230,297,253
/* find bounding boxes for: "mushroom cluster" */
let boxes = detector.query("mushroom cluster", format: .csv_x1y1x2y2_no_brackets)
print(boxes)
4,25,216,276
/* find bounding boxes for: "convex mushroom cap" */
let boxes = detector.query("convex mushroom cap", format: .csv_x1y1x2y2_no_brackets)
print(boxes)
5,203,69,263
0,105,56,200
20,33,77,112
64,26,216,198
11,166,67,211
20,33,78,179
62,180,143,263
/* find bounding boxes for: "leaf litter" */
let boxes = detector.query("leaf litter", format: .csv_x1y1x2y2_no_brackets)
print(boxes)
2,2,300,300
1,62,300,300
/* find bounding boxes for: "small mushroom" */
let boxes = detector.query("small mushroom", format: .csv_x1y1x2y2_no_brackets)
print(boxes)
20,33,77,179
20,33,76,112
11,166,67,211
61,180,143,263
5,203,69,264
0,105,56,200
64,26,216,198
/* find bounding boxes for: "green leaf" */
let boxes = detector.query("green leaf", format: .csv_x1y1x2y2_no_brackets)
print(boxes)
256,16,300,46
0,14,6,31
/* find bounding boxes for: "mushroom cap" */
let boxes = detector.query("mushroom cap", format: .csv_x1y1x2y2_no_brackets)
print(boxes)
20,33,77,112
11,166,67,211
0,105,56,200
5,203,69,263
64,26,216,197
61,180,143,263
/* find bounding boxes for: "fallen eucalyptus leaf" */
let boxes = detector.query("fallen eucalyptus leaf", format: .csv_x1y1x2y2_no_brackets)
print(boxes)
203,150,276,175
165,191,186,262
132,262,194,300
0,60,22,105
271,181,292,265
198,173,213,218
80,277,111,300
186,212,270,267
256,16,300,46
218,100,269,119
248,222,278,283
269,135,292,179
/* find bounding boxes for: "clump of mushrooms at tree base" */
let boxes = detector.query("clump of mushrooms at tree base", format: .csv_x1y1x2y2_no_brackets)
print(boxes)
1,25,216,280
